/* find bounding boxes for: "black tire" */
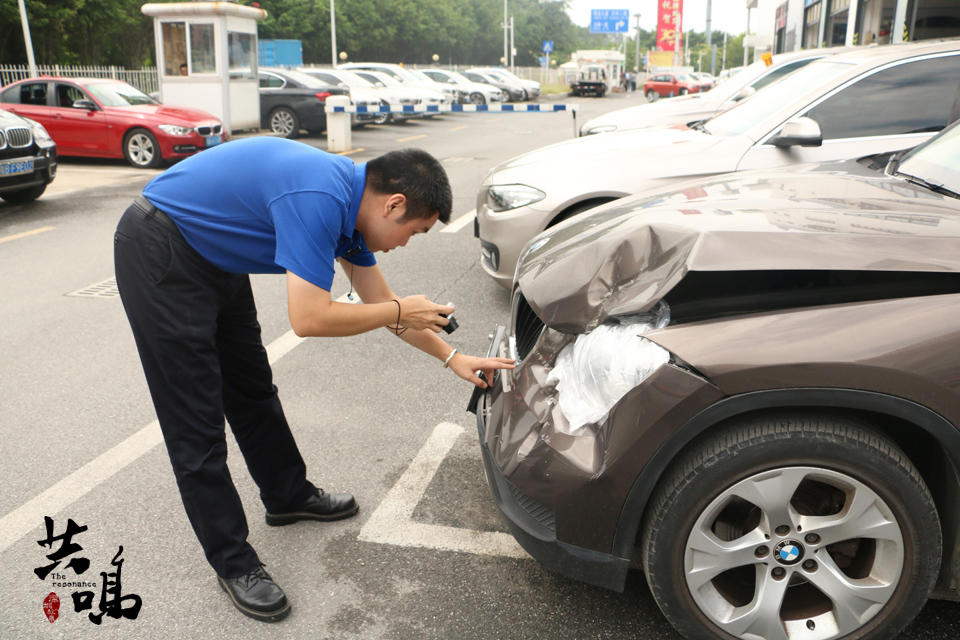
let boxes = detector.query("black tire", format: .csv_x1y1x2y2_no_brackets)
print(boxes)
269,107,300,138
1,183,47,204
680,88,689,95
468,92,486,105
123,128,163,168
642,415,940,640
645,89,659,102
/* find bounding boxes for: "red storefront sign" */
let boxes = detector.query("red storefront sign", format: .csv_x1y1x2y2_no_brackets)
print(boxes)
657,0,683,52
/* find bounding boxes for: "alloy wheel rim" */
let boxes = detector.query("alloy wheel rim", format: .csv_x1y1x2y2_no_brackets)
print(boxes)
684,466,904,640
128,134,155,166
271,111,295,136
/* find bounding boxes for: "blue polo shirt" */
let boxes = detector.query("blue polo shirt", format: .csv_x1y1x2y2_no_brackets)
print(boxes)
141,136,375,291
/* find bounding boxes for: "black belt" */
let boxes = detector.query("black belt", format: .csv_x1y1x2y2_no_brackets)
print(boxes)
133,194,178,232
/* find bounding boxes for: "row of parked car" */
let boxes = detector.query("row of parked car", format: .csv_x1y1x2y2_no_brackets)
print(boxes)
259,63,541,138
0,63,541,203
471,38,960,640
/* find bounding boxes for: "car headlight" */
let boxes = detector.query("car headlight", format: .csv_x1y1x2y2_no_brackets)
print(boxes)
158,124,193,136
486,184,546,212
545,304,671,434
22,117,54,147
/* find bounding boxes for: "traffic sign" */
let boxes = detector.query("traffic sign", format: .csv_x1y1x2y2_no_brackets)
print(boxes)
590,9,629,33
542,40,553,53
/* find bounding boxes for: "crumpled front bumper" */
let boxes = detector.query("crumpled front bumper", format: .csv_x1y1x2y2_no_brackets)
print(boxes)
470,323,723,591
472,327,631,590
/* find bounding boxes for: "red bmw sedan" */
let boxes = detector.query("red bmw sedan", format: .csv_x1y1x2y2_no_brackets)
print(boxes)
0,77,225,168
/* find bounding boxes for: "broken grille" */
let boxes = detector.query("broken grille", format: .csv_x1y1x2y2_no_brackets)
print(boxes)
512,291,545,361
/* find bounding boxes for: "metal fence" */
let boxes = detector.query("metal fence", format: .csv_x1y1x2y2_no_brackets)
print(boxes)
0,65,159,95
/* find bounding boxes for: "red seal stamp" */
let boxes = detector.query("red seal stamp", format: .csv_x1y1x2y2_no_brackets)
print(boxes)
43,592,60,623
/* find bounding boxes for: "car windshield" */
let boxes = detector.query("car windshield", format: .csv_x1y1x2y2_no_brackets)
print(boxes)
410,70,436,83
358,73,387,88
704,61,852,137
367,72,400,87
85,82,157,106
492,69,521,82
330,70,372,88
274,69,334,88
388,66,421,83
447,71,472,84
703,58,803,103
897,119,960,197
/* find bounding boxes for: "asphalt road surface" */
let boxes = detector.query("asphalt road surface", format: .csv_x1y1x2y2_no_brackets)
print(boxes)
1,89,958,639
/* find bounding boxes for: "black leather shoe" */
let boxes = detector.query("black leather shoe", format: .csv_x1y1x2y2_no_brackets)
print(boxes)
217,565,290,622
265,488,359,526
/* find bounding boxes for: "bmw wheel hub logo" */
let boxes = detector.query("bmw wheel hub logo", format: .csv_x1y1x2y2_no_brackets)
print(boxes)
775,540,804,565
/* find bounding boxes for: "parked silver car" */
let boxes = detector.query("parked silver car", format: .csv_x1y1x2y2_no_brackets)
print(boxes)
462,69,525,102
468,67,541,100
299,67,390,125
348,69,446,121
420,68,504,104
339,62,457,106
579,46,856,136
476,40,960,287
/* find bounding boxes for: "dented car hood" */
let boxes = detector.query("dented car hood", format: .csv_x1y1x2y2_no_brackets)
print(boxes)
517,160,960,333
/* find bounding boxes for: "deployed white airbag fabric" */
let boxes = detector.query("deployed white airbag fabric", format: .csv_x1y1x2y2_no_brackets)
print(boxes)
546,306,670,434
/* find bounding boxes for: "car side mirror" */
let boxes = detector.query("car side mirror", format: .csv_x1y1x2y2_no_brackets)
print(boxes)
73,99,98,110
731,86,756,102
771,117,822,148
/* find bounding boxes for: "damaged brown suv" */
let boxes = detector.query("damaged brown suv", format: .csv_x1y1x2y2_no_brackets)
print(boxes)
473,119,960,640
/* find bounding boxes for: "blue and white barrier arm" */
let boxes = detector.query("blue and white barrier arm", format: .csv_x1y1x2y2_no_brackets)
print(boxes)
324,103,579,114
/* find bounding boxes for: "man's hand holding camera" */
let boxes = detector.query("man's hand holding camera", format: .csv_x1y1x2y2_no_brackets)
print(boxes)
394,295,455,333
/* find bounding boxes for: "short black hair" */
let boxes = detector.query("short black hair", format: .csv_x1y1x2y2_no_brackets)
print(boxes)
366,148,452,223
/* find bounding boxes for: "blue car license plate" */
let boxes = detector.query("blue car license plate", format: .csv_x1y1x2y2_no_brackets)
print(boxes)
205,135,222,147
1,158,34,176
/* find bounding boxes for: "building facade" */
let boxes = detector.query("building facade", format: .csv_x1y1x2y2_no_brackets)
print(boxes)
755,0,959,52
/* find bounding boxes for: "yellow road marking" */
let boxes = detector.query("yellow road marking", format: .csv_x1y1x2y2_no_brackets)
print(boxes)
396,134,427,143
0,225,54,245
450,126,468,132
336,148,366,156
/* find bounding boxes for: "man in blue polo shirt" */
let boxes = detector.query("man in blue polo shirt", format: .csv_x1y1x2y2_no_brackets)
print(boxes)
113,137,514,623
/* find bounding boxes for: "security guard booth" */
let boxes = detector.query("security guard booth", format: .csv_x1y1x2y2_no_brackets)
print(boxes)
141,2,266,133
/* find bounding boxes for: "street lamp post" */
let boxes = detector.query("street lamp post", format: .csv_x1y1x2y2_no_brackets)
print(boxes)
330,0,338,66
633,13,641,72
17,0,37,77
503,0,508,69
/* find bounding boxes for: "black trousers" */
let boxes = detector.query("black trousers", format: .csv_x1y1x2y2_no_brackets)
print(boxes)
114,200,315,578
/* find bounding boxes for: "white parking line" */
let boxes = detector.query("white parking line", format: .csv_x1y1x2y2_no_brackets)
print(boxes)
441,209,475,234
0,293,360,553
358,421,528,559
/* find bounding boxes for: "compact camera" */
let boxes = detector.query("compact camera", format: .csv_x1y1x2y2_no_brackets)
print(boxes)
440,302,458,334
